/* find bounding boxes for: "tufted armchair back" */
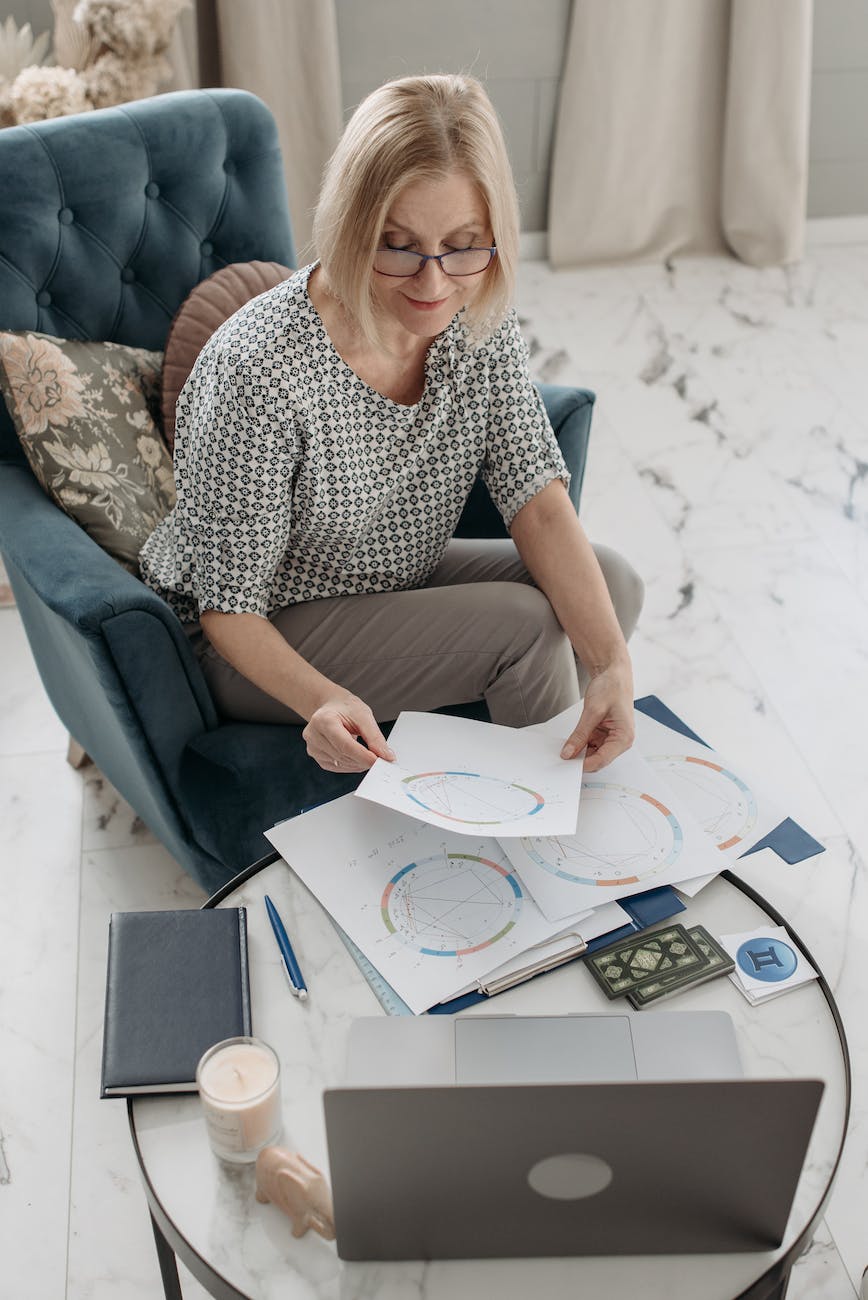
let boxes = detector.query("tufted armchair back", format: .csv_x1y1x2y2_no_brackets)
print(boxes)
0,89,295,464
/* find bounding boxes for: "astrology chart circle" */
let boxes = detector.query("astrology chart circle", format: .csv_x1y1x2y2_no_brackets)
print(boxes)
523,782,682,887
380,853,524,957
401,771,545,825
647,754,758,850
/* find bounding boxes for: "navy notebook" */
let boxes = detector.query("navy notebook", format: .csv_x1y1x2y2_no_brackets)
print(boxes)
100,908,251,1097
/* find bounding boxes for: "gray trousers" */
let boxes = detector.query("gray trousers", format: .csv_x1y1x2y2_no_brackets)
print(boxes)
192,538,644,728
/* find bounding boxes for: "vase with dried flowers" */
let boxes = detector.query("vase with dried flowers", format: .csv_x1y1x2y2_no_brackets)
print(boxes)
0,0,188,128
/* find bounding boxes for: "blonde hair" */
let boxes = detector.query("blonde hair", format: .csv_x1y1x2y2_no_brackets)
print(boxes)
312,74,519,351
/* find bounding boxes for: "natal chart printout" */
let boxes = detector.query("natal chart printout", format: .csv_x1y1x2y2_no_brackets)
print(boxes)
498,745,725,921
265,794,592,1014
355,706,583,838
633,711,788,862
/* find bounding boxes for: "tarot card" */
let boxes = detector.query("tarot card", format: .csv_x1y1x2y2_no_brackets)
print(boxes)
689,924,736,969
627,925,734,1006
585,923,704,999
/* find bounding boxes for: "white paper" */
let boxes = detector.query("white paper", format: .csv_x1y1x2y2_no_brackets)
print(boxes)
356,706,583,837
498,745,725,920
265,794,592,1015
633,712,788,860
674,873,717,899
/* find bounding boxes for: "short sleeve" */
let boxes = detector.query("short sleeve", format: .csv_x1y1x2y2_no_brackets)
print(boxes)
478,310,570,527
172,343,298,617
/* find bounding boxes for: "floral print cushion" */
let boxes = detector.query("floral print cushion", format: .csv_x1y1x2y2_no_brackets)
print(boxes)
0,330,175,572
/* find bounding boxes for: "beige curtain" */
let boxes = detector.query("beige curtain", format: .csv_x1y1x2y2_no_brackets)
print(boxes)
549,0,813,268
165,6,198,91
186,0,343,255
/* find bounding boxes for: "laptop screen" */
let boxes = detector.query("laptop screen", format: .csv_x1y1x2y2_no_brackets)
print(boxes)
324,1077,824,1261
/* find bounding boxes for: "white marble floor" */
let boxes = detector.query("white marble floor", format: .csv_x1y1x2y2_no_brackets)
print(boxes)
2,244,867,1298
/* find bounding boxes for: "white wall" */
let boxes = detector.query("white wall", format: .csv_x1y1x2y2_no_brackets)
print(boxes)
809,0,868,217
335,0,571,232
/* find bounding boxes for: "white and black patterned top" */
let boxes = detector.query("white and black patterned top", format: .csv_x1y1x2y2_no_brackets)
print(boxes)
140,263,569,624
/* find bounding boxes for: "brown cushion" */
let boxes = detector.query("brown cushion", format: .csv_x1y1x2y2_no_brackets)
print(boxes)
0,330,174,572
161,260,293,449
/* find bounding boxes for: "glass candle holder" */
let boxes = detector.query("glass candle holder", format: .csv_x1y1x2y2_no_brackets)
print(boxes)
196,1036,282,1164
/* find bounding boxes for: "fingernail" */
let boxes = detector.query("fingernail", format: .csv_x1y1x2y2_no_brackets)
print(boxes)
560,744,575,759
385,747,396,761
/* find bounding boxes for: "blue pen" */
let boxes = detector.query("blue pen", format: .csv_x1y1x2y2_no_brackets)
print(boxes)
264,895,308,1001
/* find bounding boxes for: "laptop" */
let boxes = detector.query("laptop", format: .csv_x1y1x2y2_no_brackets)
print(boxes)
323,1013,824,1261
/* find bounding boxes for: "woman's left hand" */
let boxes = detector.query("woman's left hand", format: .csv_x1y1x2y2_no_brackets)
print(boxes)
560,659,635,773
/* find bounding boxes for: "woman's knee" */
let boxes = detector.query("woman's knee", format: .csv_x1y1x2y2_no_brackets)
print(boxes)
487,581,568,648
482,582,578,725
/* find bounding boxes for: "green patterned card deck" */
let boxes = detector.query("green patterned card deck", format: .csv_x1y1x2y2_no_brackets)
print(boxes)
585,924,704,999
627,925,735,1007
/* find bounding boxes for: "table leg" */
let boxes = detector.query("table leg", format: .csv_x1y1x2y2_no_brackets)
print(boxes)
65,735,91,769
150,1209,184,1300
765,1270,791,1300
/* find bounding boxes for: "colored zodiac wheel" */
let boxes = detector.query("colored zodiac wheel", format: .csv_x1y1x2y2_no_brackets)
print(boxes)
646,754,757,850
522,782,682,887
381,852,523,956
401,771,544,824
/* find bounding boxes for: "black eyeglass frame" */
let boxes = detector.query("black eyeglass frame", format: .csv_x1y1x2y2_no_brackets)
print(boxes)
373,245,498,278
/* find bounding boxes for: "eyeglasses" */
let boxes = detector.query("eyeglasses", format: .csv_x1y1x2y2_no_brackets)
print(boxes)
373,246,497,278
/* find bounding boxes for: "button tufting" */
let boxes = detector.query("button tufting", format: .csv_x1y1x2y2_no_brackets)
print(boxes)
36,290,51,307
145,181,160,199
58,207,74,225
223,158,236,174
200,240,214,257
121,266,136,284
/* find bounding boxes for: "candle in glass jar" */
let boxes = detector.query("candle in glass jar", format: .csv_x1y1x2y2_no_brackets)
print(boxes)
197,1037,282,1163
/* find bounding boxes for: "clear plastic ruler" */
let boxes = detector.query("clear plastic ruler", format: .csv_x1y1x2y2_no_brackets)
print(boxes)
333,922,414,1016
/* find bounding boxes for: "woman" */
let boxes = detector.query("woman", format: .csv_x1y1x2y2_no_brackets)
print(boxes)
140,74,643,775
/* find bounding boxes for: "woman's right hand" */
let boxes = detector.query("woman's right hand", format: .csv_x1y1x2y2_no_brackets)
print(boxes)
303,691,395,773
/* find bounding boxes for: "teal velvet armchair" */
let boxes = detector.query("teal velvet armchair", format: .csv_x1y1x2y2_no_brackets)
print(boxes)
0,89,595,894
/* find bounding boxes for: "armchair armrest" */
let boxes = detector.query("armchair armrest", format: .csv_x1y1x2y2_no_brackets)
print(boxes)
2,466,196,638
0,464,217,785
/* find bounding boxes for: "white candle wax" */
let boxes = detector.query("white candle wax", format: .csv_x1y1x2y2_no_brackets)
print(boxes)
197,1038,282,1163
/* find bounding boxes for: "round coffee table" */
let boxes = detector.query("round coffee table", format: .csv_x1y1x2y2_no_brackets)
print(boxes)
129,855,850,1300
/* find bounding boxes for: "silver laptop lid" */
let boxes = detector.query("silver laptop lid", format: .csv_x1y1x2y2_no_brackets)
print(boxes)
324,1078,824,1261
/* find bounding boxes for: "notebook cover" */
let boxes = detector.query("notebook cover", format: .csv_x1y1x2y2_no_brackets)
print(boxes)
100,908,251,1097
634,695,825,864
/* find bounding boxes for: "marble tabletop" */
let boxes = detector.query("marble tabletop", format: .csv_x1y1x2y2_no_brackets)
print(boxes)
130,860,849,1300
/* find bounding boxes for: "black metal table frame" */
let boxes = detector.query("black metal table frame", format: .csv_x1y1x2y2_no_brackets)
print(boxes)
129,854,852,1300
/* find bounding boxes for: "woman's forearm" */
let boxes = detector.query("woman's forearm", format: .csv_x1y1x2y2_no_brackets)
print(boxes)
199,610,338,720
509,480,631,676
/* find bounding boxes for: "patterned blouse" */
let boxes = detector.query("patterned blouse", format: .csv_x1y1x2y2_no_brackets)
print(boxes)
139,263,569,624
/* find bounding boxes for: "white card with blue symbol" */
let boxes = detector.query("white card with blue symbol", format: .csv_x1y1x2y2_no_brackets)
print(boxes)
497,745,725,920
356,706,584,837
720,926,817,1004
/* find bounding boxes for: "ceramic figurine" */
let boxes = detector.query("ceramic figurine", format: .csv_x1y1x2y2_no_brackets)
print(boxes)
255,1147,336,1240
